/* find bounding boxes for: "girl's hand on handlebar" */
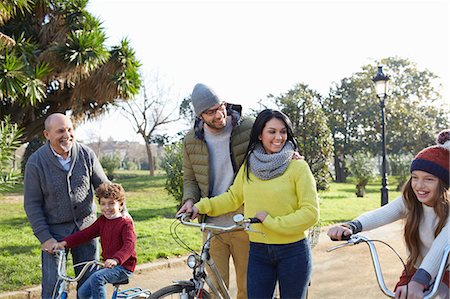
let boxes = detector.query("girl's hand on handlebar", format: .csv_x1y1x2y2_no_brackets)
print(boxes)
327,225,352,241
395,281,426,299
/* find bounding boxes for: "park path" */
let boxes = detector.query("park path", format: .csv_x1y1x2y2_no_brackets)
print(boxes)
1,220,406,298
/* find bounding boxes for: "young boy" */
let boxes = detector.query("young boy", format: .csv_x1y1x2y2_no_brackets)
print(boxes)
53,182,137,299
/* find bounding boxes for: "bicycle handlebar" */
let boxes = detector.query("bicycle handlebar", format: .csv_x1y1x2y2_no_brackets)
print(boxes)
178,213,261,232
327,234,450,299
55,250,104,282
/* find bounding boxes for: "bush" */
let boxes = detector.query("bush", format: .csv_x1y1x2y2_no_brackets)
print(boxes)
346,152,376,197
20,137,45,174
0,117,23,193
124,160,139,171
390,153,413,191
100,154,122,180
160,142,183,205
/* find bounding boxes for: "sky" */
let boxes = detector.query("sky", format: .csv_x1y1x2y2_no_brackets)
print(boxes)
76,0,450,143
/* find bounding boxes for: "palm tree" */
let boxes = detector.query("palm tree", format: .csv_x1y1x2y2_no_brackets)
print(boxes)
0,0,141,142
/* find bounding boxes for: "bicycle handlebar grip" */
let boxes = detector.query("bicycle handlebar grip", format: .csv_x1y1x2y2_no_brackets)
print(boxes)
249,217,261,223
330,234,352,241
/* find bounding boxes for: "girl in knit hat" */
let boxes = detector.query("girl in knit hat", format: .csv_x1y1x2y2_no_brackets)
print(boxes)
328,129,450,299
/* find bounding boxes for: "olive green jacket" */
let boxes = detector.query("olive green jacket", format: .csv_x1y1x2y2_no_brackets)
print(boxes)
182,104,254,204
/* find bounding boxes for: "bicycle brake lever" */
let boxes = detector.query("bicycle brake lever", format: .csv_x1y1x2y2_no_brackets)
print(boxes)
326,242,353,252
327,235,365,252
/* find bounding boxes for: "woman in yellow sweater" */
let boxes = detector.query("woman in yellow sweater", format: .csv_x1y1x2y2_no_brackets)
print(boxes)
189,109,320,299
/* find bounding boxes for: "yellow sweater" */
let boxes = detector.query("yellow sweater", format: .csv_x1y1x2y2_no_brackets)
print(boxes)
195,160,319,244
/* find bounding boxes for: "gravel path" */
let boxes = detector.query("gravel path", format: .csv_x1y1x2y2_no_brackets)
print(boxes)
1,221,406,299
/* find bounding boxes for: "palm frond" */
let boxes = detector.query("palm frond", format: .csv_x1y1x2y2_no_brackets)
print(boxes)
0,116,23,193
0,51,27,102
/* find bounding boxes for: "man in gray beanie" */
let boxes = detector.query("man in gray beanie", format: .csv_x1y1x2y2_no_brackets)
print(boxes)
178,83,254,299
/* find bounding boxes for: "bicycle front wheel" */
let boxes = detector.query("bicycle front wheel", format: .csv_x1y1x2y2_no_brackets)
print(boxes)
150,284,211,299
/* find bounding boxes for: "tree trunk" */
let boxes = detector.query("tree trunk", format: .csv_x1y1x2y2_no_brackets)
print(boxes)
145,143,155,176
334,154,346,183
355,183,365,197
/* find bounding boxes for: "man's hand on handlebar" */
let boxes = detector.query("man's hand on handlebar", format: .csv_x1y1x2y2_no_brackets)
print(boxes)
176,200,200,219
327,225,353,241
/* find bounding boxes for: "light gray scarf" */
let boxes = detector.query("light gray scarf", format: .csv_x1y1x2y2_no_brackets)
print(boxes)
249,141,294,180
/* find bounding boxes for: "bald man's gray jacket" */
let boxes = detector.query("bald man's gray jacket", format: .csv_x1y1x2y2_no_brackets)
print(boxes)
24,141,108,243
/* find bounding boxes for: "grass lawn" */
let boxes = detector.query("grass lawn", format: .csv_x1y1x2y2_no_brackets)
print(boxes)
0,170,401,293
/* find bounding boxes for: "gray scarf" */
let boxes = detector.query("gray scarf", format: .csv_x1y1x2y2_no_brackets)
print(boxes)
249,141,294,180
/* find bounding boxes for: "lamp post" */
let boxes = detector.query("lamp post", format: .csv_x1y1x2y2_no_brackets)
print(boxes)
372,66,390,206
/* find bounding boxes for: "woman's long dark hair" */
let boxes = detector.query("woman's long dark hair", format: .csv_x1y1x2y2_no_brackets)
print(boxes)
244,109,298,180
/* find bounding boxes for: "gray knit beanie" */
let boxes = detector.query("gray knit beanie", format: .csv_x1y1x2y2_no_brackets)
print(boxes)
191,83,222,116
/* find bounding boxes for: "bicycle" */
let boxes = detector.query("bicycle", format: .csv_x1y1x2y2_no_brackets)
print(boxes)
149,213,261,299
53,249,151,299
327,234,450,299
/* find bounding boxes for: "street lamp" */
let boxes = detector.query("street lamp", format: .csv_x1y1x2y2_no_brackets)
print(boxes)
372,66,390,206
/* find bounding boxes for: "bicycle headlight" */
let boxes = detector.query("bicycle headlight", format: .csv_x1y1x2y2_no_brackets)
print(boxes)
186,254,199,269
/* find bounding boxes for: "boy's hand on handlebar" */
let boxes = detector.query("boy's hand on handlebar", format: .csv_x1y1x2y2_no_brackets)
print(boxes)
327,225,352,241
52,241,67,251
104,259,118,269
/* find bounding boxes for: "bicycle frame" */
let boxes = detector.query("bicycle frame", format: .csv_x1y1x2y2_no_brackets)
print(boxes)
158,214,260,299
327,234,450,299
53,250,151,299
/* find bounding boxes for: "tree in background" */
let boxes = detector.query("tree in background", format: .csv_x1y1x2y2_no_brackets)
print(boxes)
0,0,141,142
0,0,31,46
322,57,449,182
120,75,180,176
346,151,376,197
160,142,184,206
0,116,23,193
323,76,365,183
179,96,196,127
268,83,333,190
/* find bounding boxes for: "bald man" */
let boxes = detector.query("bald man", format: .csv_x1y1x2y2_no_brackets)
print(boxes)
24,113,109,299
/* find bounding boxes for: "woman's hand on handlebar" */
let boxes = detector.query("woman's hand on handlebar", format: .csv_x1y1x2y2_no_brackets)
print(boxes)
327,225,352,241
255,211,267,223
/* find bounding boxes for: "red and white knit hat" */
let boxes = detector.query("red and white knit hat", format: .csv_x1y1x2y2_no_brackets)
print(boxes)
410,129,450,185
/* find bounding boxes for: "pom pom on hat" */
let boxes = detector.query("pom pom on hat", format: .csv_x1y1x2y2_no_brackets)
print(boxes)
410,129,450,185
436,129,450,150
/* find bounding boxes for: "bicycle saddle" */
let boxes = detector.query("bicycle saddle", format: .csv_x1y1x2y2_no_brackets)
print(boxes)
113,278,129,286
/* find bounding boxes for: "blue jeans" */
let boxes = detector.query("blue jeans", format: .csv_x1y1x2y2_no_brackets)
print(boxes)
41,225,98,299
247,239,312,299
78,265,132,299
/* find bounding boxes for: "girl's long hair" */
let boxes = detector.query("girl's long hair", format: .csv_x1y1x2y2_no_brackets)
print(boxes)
244,109,298,180
403,177,449,273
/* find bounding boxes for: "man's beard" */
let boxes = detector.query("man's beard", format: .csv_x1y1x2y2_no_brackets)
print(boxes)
60,140,73,153
203,117,227,130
